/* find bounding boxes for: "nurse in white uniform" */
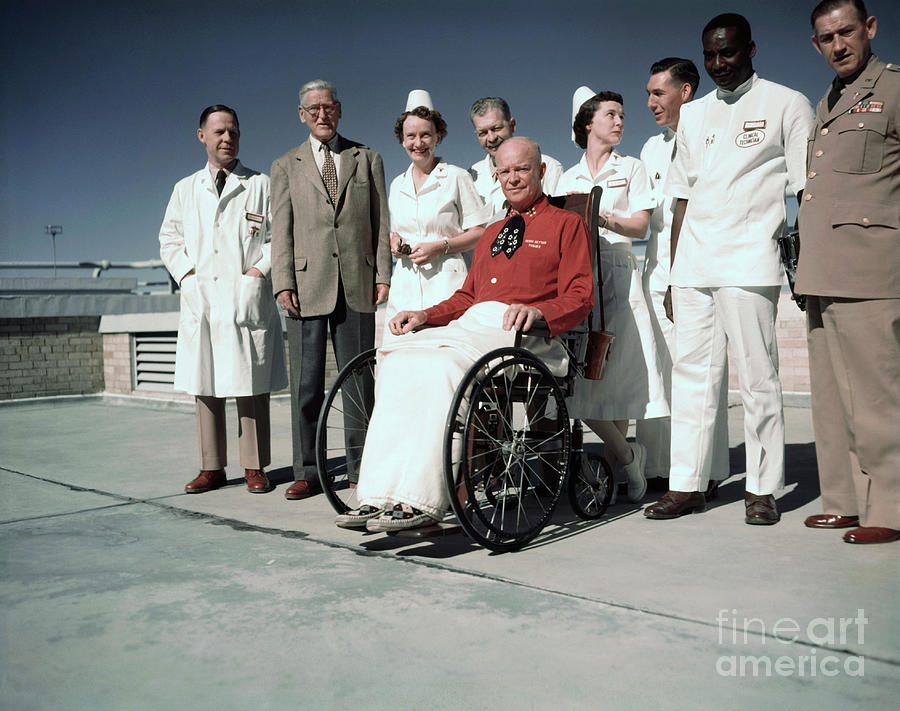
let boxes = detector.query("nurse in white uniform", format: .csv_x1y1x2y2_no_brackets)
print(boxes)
383,90,488,344
558,90,668,502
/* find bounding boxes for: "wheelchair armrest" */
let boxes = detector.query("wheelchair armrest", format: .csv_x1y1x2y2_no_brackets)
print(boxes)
514,318,551,346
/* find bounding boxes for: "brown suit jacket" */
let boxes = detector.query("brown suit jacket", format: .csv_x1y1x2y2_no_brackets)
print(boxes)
797,55,900,298
270,135,391,316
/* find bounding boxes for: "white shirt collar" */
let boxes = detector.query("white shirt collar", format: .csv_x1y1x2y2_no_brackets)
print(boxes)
309,133,339,153
716,72,757,101
207,160,237,182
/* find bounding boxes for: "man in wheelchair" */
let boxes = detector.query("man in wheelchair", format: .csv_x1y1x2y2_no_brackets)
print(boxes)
335,137,594,531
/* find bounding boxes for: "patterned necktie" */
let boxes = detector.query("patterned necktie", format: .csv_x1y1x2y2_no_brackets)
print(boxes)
215,169,226,196
491,214,526,259
321,143,338,206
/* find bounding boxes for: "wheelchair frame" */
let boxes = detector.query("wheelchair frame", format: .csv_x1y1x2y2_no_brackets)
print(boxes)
315,187,614,552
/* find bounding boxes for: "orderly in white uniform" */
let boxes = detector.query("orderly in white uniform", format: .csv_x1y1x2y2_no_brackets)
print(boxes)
644,14,814,524
384,90,488,343
637,57,731,490
159,105,287,496
560,90,667,503
468,97,563,222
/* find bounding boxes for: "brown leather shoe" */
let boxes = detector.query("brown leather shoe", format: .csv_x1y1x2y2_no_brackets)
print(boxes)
185,469,226,494
285,480,322,500
245,469,273,494
843,527,900,544
745,492,779,525
804,513,860,529
644,490,706,519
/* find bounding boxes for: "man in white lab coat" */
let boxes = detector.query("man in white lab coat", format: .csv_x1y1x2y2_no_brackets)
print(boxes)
159,105,288,495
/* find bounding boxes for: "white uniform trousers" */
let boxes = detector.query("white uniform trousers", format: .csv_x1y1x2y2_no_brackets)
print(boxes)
670,286,784,495
636,286,730,479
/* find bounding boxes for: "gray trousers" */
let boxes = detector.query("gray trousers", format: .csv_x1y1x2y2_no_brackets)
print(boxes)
286,286,374,482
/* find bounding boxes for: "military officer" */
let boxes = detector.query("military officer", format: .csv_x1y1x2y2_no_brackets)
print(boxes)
797,0,899,544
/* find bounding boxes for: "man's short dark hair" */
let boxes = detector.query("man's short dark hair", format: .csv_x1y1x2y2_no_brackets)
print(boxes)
650,57,701,97
199,105,239,129
811,0,867,27
702,13,753,45
470,97,512,123
393,106,448,143
573,91,624,150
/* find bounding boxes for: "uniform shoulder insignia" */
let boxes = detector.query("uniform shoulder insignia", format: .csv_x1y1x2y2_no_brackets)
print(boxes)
886,63,899,71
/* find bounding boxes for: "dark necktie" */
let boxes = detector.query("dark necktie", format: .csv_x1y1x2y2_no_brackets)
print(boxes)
322,143,338,206
827,78,845,111
491,214,526,259
215,169,226,196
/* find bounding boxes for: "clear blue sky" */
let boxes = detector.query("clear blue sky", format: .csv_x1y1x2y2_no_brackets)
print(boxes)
1,0,897,281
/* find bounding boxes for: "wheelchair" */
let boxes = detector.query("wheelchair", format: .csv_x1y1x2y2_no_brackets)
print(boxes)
315,188,615,552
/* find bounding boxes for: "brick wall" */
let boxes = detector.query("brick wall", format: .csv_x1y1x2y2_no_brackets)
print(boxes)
102,333,132,394
0,317,105,400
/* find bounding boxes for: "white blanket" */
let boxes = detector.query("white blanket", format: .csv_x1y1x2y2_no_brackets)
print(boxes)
357,301,568,517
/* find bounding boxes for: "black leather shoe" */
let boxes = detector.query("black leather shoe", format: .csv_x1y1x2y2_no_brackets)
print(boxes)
745,492,779,525
644,490,706,519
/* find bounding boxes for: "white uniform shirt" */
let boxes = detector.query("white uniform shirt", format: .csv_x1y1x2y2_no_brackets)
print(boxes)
469,153,564,223
640,128,677,292
665,74,814,287
389,159,488,248
556,151,656,245
385,160,489,318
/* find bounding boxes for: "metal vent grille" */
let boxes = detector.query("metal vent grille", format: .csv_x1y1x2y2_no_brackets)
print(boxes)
132,332,177,391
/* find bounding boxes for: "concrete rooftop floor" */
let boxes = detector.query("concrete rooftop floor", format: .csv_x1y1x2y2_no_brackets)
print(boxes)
0,395,897,710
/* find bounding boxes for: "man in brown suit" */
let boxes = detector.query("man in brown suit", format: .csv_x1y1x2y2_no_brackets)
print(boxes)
797,0,899,544
271,79,391,500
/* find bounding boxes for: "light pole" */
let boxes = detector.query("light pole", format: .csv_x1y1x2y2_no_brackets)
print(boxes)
44,225,63,277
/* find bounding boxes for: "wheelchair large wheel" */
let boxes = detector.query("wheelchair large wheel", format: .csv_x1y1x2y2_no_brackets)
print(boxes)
316,348,377,514
443,347,570,552
568,451,614,520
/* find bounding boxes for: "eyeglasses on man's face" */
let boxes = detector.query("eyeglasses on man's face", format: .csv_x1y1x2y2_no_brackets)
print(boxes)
302,103,339,117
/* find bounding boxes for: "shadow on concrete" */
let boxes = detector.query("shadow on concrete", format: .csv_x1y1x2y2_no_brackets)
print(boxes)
712,442,820,514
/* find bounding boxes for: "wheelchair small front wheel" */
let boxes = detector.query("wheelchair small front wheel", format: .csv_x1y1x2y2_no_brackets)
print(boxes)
568,451,614,520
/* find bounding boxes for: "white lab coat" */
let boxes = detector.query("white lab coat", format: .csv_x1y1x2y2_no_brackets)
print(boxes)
159,161,288,397
383,160,489,342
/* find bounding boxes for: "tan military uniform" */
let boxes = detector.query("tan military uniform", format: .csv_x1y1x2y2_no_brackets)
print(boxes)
797,55,900,529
